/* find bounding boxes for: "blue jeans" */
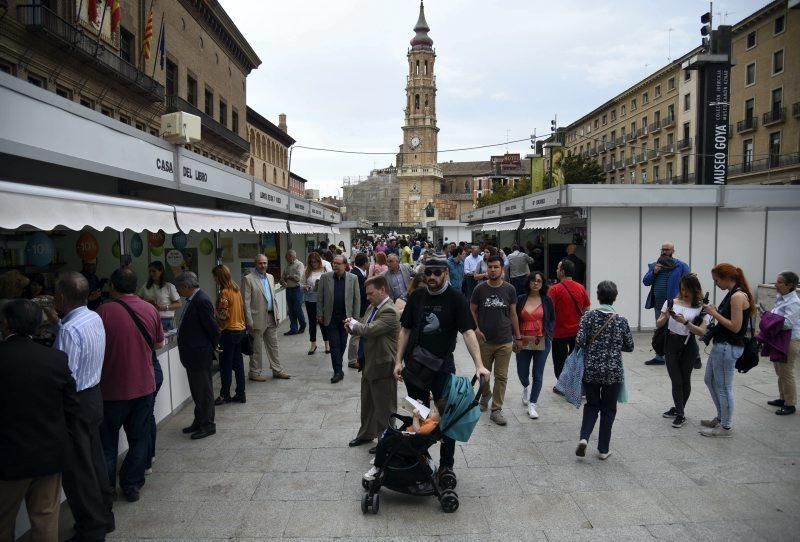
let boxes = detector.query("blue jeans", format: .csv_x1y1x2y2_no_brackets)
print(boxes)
101,395,151,492
286,286,306,333
515,338,551,403
704,341,742,428
219,329,246,398
327,317,348,375
146,358,164,469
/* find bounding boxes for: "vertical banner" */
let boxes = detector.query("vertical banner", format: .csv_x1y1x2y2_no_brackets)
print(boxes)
701,63,731,184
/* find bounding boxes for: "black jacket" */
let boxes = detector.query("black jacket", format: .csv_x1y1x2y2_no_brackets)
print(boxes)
178,289,220,370
0,335,80,480
515,294,556,340
351,266,368,317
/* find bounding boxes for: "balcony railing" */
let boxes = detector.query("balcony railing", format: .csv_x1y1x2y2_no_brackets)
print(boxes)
648,149,661,160
729,152,800,176
637,127,648,138
615,160,625,169
626,132,637,143
661,144,675,156
677,138,692,151
637,153,647,163
589,148,598,157
793,102,800,118
762,108,786,126
608,139,618,150
736,116,758,133
662,117,676,129
166,95,249,154
604,162,615,172
16,4,163,101
674,173,694,184
625,156,636,167
649,120,662,134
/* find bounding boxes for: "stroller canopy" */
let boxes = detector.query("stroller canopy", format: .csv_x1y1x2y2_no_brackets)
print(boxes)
439,374,481,442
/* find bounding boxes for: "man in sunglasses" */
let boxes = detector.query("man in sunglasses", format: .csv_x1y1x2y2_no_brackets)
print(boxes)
394,255,490,486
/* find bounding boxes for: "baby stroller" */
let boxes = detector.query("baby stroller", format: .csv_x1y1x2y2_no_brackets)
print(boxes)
360,374,484,514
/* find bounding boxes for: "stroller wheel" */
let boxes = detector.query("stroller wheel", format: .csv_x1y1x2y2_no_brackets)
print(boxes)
440,489,459,513
439,471,457,490
361,493,370,514
361,478,370,490
371,492,380,514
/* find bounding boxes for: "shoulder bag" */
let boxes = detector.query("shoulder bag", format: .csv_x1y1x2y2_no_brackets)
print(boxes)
556,312,615,408
735,315,760,373
562,281,586,316
401,290,445,390
113,299,163,389
651,299,674,357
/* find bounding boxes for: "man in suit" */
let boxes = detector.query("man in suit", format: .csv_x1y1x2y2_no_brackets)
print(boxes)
317,255,360,383
242,254,291,380
0,299,80,541
174,271,220,440
345,276,400,447
382,253,414,303
347,252,369,370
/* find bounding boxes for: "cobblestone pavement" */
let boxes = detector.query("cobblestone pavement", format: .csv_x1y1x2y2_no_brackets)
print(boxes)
107,325,800,541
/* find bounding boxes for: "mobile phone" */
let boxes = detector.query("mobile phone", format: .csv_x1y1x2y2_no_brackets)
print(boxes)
668,310,677,317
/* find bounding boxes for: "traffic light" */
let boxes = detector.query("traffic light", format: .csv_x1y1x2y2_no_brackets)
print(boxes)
550,119,557,135
700,12,712,36
530,133,535,149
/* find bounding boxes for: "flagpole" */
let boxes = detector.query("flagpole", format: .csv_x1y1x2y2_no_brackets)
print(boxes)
94,0,108,55
138,0,156,69
151,13,164,79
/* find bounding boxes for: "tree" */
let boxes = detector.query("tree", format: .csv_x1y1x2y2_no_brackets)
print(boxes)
475,177,531,208
560,154,605,185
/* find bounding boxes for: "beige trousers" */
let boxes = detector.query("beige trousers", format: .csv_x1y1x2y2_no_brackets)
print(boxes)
250,313,283,375
0,474,62,542
479,342,513,411
774,339,799,406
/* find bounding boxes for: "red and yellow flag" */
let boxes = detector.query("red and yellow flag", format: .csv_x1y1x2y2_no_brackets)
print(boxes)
142,9,154,60
109,0,121,33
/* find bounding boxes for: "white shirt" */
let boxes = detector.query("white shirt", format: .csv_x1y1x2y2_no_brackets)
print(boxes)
322,260,332,272
661,300,710,336
772,290,800,340
137,282,180,319
464,254,482,274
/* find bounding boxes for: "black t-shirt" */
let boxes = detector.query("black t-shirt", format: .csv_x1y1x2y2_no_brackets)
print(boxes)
401,286,476,359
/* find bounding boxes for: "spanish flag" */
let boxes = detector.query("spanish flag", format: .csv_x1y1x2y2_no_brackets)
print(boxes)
143,9,154,60
109,0,121,33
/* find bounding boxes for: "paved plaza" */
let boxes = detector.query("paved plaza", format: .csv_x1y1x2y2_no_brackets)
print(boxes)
104,323,800,541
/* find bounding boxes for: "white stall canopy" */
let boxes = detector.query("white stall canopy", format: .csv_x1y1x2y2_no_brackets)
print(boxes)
481,219,521,232
174,206,255,233
251,216,289,234
0,180,178,233
289,221,331,235
521,215,561,230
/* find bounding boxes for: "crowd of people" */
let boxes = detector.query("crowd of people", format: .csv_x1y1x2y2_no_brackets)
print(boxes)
1,233,798,539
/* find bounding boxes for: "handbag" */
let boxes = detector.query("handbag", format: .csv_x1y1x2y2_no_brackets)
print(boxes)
651,299,673,357
240,332,254,356
521,336,545,351
556,313,616,408
735,316,760,373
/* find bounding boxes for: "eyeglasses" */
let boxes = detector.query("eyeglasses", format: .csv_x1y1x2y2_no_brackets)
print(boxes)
424,268,444,277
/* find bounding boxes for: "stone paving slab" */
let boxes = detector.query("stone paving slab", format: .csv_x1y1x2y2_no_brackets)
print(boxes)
99,328,800,540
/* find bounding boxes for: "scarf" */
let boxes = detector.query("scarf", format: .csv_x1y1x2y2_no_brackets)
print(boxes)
597,304,616,313
426,278,450,296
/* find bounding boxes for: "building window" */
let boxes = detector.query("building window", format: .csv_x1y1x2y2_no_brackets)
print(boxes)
743,139,753,171
642,116,648,134
27,72,45,88
594,119,599,129
80,96,94,109
683,122,690,141
668,77,675,90
120,28,134,63
667,104,674,122
149,128,159,137
166,60,177,96
746,30,756,49
631,121,636,134
631,98,637,111
100,106,112,117
684,70,691,82
771,88,782,114
653,165,660,182
666,162,673,180
774,15,785,34
683,93,691,111
231,109,239,133
621,104,626,116
773,50,784,74
135,122,146,132
642,92,649,105
744,98,755,120
769,132,780,167
219,99,227,127
745,62,755,85
55,85,73,100
187,75,197,106
0,59,15,74
681,155,690,179
655,84,661,98
119,115,131,125
641,170,647,183
602,114,607,126
204,88,214,116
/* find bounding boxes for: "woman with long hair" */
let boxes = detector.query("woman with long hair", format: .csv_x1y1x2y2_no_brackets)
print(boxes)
303,251,330,354
212,264,247,404
138,261,182,330
368,251,388,278
515,271,555,419
699,263,754,437
656,273,711,428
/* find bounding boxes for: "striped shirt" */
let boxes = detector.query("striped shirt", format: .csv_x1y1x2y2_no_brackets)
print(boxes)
55,305,106,392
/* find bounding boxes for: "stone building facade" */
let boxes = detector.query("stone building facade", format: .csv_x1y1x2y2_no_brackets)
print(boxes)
246,106,293,190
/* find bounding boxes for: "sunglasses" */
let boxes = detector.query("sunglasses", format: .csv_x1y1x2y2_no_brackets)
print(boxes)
424,268,444,277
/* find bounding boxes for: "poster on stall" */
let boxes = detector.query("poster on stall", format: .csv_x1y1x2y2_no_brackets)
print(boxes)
263,234,279,261
241,261,255,281
220,237,234,263
238,242,259,260
164,248,198,283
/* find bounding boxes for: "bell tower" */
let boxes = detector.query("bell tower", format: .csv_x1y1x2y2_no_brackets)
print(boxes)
398,1,442,225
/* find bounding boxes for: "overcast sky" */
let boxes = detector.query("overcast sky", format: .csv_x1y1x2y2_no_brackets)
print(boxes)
221,0,763,197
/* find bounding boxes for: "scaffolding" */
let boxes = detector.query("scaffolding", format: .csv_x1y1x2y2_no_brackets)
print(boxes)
342,167,400,223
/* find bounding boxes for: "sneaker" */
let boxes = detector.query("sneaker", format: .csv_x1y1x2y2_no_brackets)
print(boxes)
644,357,666,366
528,403,539,419
363,466,379,481
700,417,720,428
672,415,687,428
598,451,611,460
144,467,153,475
693,358,703,369
490,410,507,426
522,385,531,406
662,407,678,418
575,439,587,457
700,425,733,438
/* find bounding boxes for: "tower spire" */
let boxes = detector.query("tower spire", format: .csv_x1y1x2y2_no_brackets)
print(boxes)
410,1,433,49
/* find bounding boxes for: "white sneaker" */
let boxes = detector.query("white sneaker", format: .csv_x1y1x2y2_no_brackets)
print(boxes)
369,457,375,465
528,403,539,419
144,467,153,475
598,451,611,460
522,385,531,406
363,466,379,481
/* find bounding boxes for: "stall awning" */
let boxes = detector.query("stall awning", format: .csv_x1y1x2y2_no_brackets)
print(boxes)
521,215,561,230
174,206,255,233
289,221,331,235
481,219,521,232
0,180,179,233
251,216,289,234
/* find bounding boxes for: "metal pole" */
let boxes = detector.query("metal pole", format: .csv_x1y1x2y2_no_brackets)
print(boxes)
286,145,294,250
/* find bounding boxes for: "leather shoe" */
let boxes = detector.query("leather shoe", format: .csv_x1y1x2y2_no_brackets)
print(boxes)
283,330,298,336
121,487,140,502
348,437,372,447
182,423,201,434
330,372,343,383
231,393,246,404
190,426,217,439
348,361,360,370
644,358,666,365
776,405,796,415
249,373,267,382
272,370,291,379
298,324,306,334
214,395,231,406
368,446,377,454
768,399,785,407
